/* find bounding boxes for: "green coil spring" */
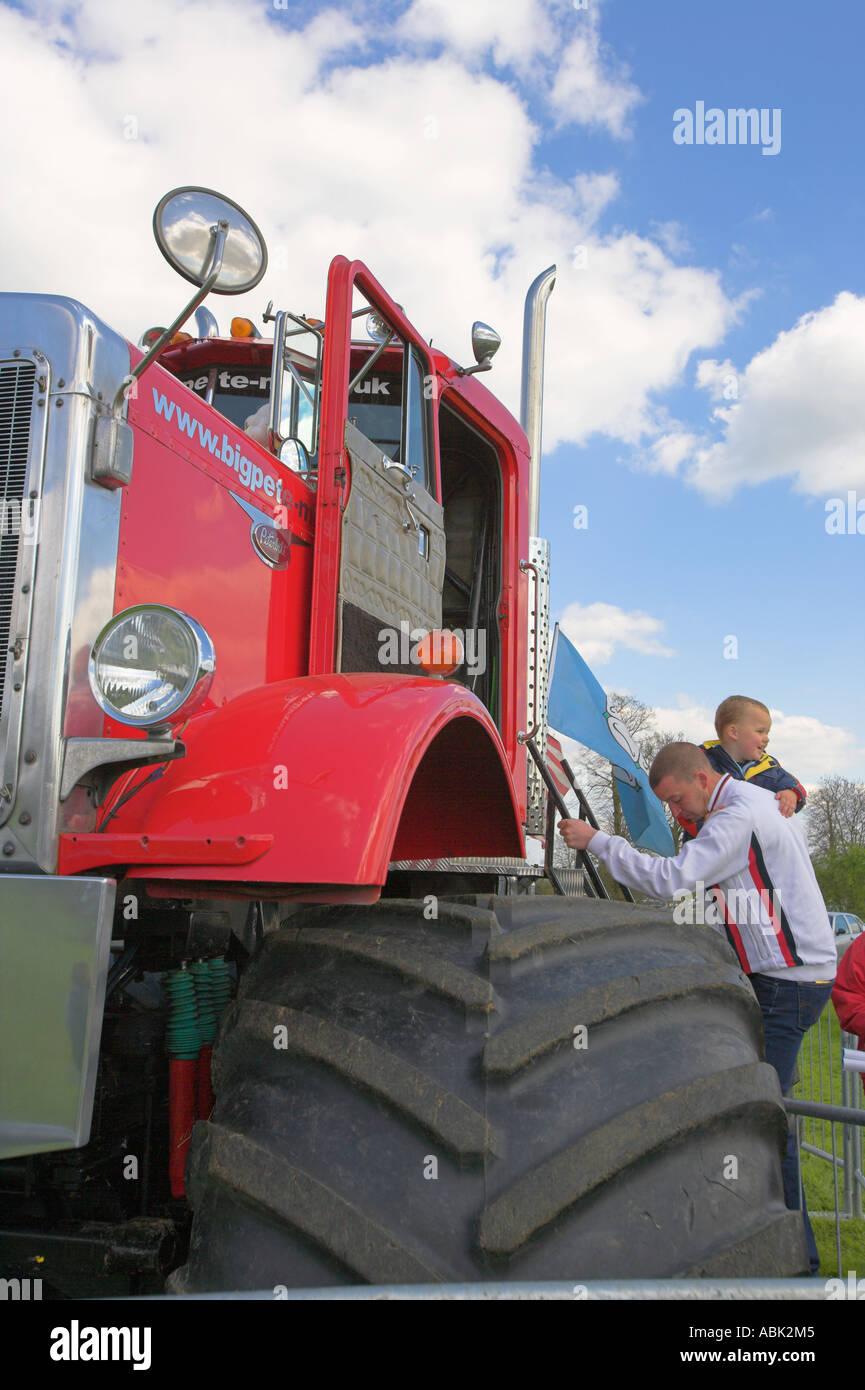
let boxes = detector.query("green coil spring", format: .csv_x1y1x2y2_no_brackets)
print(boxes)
190,960,218,1046
164,967,202,1060
208,956,232,1019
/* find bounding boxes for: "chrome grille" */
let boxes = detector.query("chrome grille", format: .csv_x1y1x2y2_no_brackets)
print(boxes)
0,360,35,721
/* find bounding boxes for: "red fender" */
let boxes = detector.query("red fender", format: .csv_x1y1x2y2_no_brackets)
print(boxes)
62,675,524,892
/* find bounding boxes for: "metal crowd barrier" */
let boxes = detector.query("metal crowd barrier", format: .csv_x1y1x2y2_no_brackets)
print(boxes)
792,1014,864,1273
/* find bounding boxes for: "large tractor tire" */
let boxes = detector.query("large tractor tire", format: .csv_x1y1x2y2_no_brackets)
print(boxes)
173,896,808,1290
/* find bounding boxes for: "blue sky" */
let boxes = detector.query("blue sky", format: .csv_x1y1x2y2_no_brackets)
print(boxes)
1,0,863,787
541,0,865,780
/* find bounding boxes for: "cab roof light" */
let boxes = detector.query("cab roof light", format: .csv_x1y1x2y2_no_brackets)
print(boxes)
231,317,261,339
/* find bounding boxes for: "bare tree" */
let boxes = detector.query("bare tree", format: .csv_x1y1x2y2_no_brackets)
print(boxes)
806,776,865,859
577,692,657,839
566,693,688,849
639,724,690,852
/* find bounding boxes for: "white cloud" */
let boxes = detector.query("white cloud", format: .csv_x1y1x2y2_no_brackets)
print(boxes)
559,601,676,665
544,238,738,449
399,0,642,141
0,0,740,460
694,357,737,402
650,220,692,258
397,0,557,70
762,710,864,788
660,293,865,499
646,429,702,476
572,170,620,225
649,700,715,744
648,699,864,787
557,694,865,794
549,14,642,137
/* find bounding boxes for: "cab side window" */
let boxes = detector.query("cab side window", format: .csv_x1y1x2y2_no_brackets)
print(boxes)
405,350,431,494
348,369,402,461
347,344,433,496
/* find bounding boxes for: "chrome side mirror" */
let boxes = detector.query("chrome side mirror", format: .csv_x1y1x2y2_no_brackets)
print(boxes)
153,186,267,294
457,321,502,377
280,438,312,478
471,321,501,366
115,188,268,415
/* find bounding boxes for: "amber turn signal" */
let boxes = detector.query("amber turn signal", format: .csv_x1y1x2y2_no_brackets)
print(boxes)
415,630,465,677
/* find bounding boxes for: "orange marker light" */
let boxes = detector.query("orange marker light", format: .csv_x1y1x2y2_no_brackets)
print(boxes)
415,630,465,677
170,331,192,344
231,317,257,338
139,326,167,348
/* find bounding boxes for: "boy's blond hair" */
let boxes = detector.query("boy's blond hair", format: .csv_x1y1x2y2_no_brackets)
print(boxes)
714,695,770,740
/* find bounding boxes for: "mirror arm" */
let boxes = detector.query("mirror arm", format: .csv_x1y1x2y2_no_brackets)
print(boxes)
455,356,493,378
112,221,229,416
268,311,324,455
267,308,289,454
286,361,314,409
284,312,323,408
287,312,325,453
348,331,397,394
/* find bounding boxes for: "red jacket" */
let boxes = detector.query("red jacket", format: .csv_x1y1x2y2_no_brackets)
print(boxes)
832,932,865,1091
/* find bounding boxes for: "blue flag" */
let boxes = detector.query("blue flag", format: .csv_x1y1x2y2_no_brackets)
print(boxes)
546,624,675,856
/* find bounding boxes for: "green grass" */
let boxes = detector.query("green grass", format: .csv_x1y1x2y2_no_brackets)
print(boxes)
794,1005,865,1276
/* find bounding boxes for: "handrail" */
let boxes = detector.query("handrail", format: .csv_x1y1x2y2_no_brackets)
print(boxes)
518,558,540,742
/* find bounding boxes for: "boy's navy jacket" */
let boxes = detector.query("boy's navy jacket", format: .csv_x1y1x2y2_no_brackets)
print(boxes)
677,740,806,840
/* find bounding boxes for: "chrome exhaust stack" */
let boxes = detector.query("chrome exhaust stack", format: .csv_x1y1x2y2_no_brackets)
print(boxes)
520,265,556,537
519,266,556,835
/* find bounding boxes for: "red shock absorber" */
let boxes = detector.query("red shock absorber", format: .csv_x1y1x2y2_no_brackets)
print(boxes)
190,960,217,1120
165,966,201,1199
196,1046,214,1121
198,950,233,1123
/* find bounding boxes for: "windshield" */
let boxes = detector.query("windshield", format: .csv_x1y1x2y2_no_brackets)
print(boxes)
177,354,316,460
210,366,271,428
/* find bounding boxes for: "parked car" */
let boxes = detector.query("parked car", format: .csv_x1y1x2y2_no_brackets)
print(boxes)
829,911,865,958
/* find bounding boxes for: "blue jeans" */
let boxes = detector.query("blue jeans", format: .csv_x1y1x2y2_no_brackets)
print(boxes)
749,974,834,1275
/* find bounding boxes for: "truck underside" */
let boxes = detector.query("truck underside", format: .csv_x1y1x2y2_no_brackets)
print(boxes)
0,887,808,1296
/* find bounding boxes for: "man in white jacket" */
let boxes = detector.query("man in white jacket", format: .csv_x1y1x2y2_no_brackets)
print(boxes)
560,741,835,1275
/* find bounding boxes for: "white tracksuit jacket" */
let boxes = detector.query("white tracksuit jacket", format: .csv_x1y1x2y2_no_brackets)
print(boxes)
587,774,836,981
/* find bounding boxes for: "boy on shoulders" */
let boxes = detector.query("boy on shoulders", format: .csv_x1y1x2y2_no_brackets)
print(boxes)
678,695,806,840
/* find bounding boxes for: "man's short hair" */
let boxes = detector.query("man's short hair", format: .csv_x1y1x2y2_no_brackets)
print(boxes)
714,695,771,738
649,741,712,789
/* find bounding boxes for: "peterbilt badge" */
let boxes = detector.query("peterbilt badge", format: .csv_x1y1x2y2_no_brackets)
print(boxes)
250,521,291,570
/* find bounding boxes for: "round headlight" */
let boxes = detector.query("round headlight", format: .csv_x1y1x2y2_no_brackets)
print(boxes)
88,606,215,728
